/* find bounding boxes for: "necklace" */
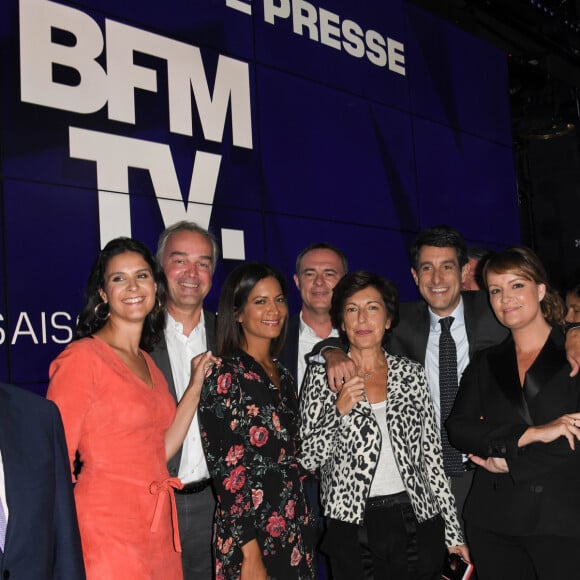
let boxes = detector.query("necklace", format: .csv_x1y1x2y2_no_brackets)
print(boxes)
357,363,387,381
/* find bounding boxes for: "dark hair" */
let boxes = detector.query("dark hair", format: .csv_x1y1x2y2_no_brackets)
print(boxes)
76,237,167,351
295,242,348,275
330,271,399,346
409,225,468,271
482,246,565,326
467,246,491,261
156,221,220,271
217,263,289,357
467,246,492,289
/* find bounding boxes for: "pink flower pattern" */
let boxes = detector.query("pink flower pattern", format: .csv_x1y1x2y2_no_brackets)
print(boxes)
199,354,315,579
249,426,268,447
225,445,244,466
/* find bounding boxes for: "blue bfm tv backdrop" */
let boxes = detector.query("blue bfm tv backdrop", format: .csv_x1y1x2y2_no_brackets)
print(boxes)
0,0,518,392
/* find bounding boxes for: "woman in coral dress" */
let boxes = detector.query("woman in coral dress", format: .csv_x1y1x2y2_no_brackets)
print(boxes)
198,263,315,580
47,237,216,580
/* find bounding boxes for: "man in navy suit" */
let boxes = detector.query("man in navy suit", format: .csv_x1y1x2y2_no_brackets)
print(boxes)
0,381,85,580
151,221,218,580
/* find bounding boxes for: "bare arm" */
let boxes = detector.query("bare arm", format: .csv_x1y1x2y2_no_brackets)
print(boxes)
240,539,268,580
517,412,580,451
165,351,219,461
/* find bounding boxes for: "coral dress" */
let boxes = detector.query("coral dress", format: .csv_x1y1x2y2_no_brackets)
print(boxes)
47,336,183,580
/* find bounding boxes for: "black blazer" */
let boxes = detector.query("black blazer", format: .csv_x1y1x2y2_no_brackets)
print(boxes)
278,314,300,387
0,383,85,580
446,328,580,537
150,310,216,478
387,290,508,363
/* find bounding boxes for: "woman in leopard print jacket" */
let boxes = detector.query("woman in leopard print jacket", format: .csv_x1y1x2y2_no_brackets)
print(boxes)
299,271,468,580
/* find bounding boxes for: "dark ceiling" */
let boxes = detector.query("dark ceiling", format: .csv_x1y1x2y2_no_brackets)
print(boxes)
409,0,580,287
409,0,580,140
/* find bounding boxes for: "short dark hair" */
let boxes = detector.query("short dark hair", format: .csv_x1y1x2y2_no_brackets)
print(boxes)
76,237,167,351
482,246,565,326
217,263,289,357
330,271,399,346
409,225,468,271
156,221,220,271
295,242,348,275
467,246,491,261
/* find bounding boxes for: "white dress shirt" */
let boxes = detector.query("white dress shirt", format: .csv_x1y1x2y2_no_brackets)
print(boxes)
297,313,339,392
165,312,210,484
425,298,470,429
0,449,8,523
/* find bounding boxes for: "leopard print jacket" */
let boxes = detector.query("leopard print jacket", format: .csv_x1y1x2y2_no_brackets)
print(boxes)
299,352,464,548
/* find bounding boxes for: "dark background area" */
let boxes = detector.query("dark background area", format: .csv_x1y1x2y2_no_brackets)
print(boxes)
410,0,580,291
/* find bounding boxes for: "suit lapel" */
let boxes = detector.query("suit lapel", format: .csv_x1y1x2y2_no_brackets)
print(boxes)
412,306,430,365
524,328,566,403
463,292,482,358
488,337,534,425
204,309,217,353
152,335,178,402
0,388,24,552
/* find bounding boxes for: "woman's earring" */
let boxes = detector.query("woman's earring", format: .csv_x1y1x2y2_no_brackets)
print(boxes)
94,301,110,321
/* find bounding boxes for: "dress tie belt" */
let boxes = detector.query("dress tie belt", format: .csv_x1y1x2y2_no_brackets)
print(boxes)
83,470,184,553
149,477,184,552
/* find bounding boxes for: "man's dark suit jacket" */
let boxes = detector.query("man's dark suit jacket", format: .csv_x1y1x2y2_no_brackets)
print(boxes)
387,290,508,363
310,291,508,370
278,314,300,387
150,310,216,478
0,382,85,580
447,328,580,537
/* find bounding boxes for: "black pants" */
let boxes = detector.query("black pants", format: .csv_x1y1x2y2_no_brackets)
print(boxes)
468,524,580,580
322,493,446,580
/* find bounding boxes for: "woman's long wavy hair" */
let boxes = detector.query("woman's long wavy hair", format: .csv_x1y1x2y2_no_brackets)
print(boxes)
75,237,167,351
482,246,565,327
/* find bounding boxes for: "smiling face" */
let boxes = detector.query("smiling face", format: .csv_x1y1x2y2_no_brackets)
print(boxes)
486,270,546,331
411,245,468,317
237,276,288,348
294,248,345,316
341,286,391,351
98,251,157,323
161,230,213,315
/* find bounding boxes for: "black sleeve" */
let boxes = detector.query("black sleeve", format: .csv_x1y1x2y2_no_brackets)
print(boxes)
305,337,347,362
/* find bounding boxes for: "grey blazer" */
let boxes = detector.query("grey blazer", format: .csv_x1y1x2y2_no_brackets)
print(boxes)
150,309,216,478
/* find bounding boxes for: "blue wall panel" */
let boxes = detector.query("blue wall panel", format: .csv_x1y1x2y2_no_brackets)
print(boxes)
0,0,518,392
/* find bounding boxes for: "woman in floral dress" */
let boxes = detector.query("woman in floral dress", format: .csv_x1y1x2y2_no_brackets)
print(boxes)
199,263,315,580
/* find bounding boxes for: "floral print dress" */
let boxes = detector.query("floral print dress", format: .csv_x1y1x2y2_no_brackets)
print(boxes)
199,350,315,580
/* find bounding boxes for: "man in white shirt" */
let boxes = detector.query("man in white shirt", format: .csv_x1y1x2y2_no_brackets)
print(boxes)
151,221,219,580
278,242,347,391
